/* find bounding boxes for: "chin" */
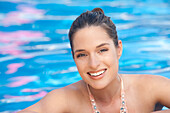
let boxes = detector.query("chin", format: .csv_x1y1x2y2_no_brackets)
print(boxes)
88,81,111,90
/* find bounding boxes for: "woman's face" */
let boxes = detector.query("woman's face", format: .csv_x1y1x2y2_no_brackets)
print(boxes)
73,26,122,89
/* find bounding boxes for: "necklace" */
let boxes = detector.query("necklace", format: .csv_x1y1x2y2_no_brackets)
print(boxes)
86,74,128,113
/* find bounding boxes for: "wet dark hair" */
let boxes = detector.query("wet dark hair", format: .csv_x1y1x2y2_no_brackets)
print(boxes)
69,8,118,56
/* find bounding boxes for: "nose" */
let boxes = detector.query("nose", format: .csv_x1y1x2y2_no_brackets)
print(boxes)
88,54,100,69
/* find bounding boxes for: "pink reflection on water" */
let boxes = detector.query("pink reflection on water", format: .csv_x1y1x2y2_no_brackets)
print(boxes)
6,63,25,74
0,31,44,44
0,30,44,58
21,88,40,92
3,91,47,102
7,76,39,87
0,43,24,55
2,4,45,26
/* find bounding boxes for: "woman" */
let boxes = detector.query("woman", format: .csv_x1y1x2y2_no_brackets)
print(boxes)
18,8,170,113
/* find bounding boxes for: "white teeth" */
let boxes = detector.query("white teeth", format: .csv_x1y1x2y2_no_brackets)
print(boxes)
89,70,105,76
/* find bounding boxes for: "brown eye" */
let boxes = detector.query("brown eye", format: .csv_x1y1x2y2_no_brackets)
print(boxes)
77,53,87,58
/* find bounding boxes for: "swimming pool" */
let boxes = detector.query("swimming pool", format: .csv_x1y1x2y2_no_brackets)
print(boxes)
0,0,169,112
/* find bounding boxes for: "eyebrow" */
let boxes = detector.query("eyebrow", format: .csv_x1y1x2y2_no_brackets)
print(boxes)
74,43,110,53
96,43,110,48
74,49,85,53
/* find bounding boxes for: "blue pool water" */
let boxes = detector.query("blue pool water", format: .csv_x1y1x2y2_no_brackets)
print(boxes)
0,0,169,112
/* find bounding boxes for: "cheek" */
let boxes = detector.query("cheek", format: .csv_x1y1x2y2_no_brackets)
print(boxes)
104,52,119,67
75,60,86,73
75,61,88,80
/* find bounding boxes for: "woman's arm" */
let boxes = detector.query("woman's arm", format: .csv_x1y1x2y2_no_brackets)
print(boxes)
151,75,170,112
17,88,69,113
152,109,170,113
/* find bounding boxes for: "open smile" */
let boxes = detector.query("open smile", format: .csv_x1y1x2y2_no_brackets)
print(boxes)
87,69,107,77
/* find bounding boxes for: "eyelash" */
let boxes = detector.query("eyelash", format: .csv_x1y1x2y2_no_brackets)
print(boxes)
76,49,108,58
76,53,87,58
99,49,108,53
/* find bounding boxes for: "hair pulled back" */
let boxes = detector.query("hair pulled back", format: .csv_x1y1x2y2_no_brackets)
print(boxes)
69,8,118,55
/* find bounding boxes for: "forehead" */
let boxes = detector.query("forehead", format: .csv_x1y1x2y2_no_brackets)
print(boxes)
73,26,113,50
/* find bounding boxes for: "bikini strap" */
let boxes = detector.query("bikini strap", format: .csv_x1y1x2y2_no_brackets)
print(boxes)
86,84,100,113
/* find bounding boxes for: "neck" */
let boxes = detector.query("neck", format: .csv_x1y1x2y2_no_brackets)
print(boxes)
88,75,121,104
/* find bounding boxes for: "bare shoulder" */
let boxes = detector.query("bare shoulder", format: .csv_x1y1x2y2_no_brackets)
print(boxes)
123,74,170,109
134,74,169,89
123,74,169,86
19,80,85,113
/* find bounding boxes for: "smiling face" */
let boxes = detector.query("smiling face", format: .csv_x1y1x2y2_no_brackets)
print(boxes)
73,26,122,89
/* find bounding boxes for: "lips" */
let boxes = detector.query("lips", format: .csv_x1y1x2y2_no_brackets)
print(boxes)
87,69,107,80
